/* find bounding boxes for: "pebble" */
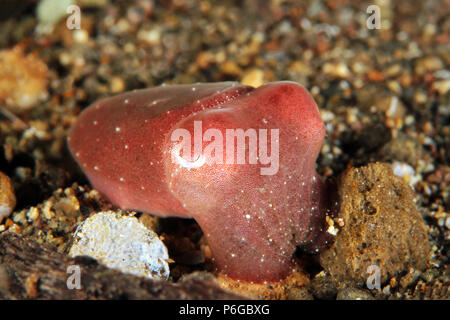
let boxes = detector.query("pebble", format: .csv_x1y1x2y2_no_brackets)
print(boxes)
421,269,439,283
137,28,161,45
241,68,264,87
310,271,338,300
287,287,314,300
69,211,170,280
0,46,48,113
288,61,312,83
0,172,16,223
109,76,125,93
433,79,450,95
220,60,242,76
400,269,422,288
415,56,444,75
322,62,350,79
391,161,421,187
73,29,90,44
336,288,374,300
375,95,406,119
382,285,391,295
385,64,402,77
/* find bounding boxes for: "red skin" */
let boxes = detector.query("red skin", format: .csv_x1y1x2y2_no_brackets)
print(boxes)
68,81,329,283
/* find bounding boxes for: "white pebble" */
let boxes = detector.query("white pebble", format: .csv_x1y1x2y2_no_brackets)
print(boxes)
69,211,170,280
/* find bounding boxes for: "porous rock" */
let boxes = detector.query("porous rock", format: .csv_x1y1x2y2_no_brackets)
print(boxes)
69,211,170,280
320,163,430,287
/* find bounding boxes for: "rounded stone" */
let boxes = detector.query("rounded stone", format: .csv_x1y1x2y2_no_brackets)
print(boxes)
0,172,16,223
69,211,170,280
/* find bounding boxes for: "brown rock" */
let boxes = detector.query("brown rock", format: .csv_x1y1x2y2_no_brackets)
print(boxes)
0,172,16,223
320,163,430,288
375,95,406,119
0,46,48,113
414,56,444,75
310,271,338,300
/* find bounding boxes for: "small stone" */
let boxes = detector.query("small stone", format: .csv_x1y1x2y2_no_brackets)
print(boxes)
391,161,422,186
0,172,16,223
288,61,312,83
220,61,242,76
196,51,214,69
73,29,90,44
12,210,26,224
0,46,48,113
109,76,125,93
399,269,421,288
310,271,338,300
382,285,391,295
351,61,368,75
26,207,40,221
415,56,444,75
24,273,40,298
367,69,384,82
414,91,427,104
137,28,161,45
433,79,450,95
287,287,314,300
337,288,374,300
69,211,170,280
322,62,350,79
421,269,439,283
42,201,55,219
385,64,402,77
139,213,160,232
241,69,265,87
52,194,80,218
387,81,402,94
375,95,406,119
